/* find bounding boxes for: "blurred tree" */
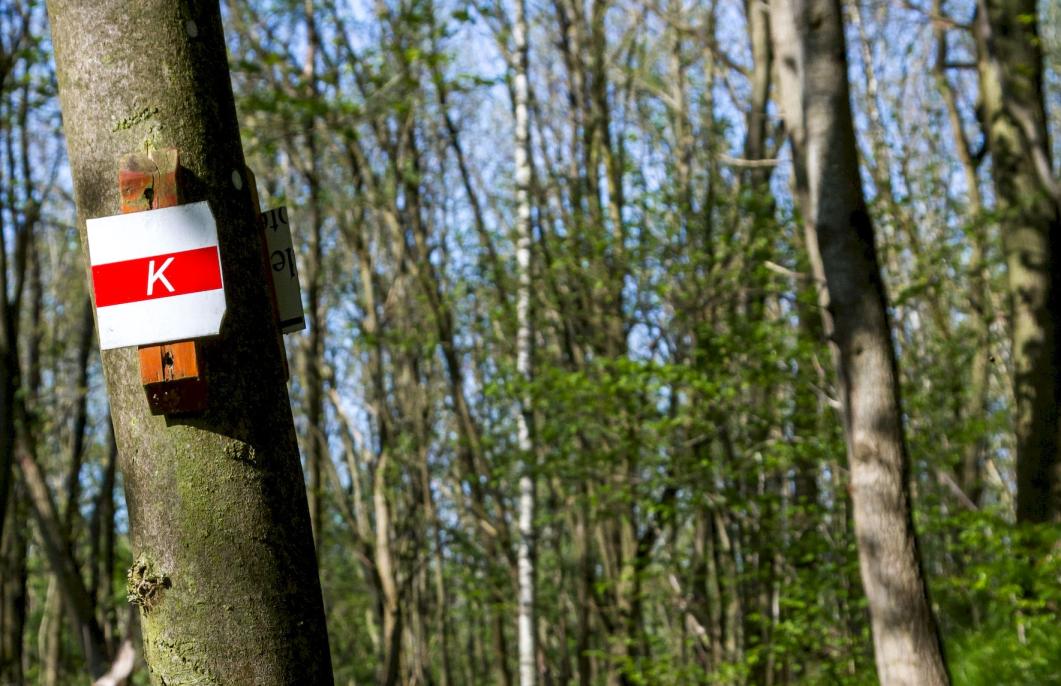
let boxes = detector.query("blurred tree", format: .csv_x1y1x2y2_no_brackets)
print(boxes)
975,0,1061,524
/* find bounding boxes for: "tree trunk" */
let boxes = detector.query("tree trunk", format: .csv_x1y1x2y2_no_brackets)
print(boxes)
934,0,989,509
772,0,951,683
39,578,62,686
975,0,1061,524
373,449,402,686
513,0,537,682
39,295,96,686
300,0,327,555
0,482,28,685
89,422,120,650
46,2,333,683
0,127,27,552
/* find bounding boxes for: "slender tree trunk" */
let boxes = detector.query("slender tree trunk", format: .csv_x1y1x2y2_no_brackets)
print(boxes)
300,0,327,555
742,0,773,188
0,482,28,685
0,360,13,547
772,0,951,683
46,2,333,683
934,0,988,508
38,291,96,686
738,1,778,675
424,460,453,686
40,578,62,686
513,0,537,682
18,442,109,675
573,485,593,686
0,132,27,552
88,422,120,650
698,507,722,669
432,48,511,321
975,0,1061,523
66,297,96,533
373,449,402,686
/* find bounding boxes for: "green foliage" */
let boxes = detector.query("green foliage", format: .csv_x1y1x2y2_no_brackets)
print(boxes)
933,517,1061,685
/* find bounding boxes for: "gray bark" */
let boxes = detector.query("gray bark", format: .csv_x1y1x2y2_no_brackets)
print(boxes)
46,2,333,683
773,0,951,683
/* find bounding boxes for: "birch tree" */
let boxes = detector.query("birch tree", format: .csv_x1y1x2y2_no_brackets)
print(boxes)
513,0,537,682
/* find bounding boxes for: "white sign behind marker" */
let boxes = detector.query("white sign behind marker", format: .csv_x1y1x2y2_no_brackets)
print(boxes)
261,207,306,333
87,201,227,350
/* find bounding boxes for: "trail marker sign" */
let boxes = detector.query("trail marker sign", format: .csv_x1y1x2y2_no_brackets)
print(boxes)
87,201,226,350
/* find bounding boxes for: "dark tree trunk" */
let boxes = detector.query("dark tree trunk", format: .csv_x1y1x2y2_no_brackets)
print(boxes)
0,482,28,685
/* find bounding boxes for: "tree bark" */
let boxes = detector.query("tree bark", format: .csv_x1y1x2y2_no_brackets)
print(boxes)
40,577,62,686
513,0,537,682
372,449,402,686
772,0,951,683
975,0,1061,523
89,422,121,650
0,113,27,551
46,2,333,683
934,0,989,508
0,482,28,685
299,0,327,555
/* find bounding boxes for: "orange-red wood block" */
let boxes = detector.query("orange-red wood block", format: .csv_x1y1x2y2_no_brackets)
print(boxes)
118,149,207,414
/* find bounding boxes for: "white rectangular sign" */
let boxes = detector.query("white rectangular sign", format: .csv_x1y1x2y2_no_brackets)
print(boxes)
87,201,227,350
261,207,306,333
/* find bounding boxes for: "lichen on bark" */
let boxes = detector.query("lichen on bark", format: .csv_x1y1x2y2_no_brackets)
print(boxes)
127,554,171,612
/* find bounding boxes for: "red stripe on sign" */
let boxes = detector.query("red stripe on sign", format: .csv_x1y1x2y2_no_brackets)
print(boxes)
92,246,222,307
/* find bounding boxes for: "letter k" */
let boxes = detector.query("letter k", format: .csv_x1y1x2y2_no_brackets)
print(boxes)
147,257,175,295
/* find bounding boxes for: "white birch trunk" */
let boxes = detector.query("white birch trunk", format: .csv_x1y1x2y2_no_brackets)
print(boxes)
513,0,536,682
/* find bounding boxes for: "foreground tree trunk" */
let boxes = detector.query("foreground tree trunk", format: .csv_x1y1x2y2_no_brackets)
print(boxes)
975,0,1061,524
46,2,333,683
773,0,951,683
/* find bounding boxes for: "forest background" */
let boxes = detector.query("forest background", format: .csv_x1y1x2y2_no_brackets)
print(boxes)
0,0,1060,684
